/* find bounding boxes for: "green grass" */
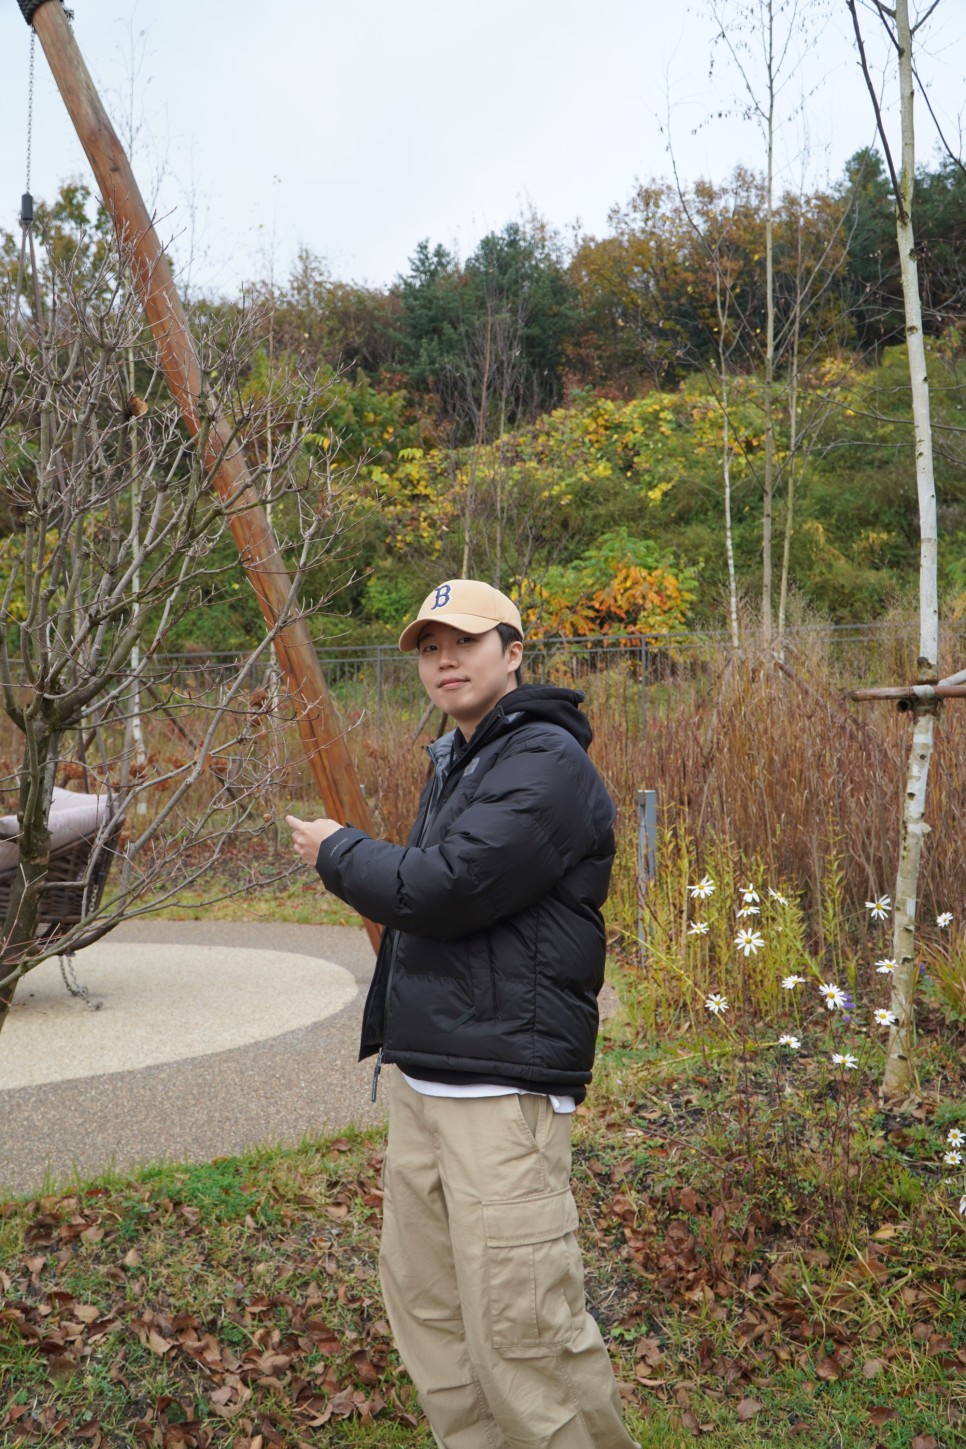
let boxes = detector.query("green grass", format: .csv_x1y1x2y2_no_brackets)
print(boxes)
148,869,360,927
2,987,965,1446
4,847,966,1445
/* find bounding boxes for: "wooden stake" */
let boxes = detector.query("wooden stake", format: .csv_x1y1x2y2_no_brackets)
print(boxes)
26,0,381,951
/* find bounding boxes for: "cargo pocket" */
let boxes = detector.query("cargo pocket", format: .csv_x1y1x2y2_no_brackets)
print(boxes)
482,1188,585,1358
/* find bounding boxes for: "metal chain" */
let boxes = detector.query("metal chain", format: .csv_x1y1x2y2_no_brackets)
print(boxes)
59,952,103,1011
24,28,36,195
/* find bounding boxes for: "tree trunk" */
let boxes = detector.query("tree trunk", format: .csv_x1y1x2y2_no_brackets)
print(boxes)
761,0,776,644
715,272,740,654
0,726,61,1033
881,0,940,1100
778,215,804,643
883,708,936,1097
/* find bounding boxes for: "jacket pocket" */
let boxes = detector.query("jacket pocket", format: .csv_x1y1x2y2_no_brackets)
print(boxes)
390,934,475,1046
482,1188,584,1358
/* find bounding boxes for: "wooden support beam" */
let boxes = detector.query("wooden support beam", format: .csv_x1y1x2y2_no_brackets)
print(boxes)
24,0,381,951
850,684,966,702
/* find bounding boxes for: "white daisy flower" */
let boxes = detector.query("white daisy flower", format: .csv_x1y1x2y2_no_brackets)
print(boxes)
778,1034,801,1049
735,928,765,957
781,974,805,990
960,1196,966,1216
943,1151,963,1167
875,959,897,974
736,905,761,918
705,992,728,1016
937,912,953,929
866,896,891,921
947,1128,965,1148
819,982,847,1010
832,1053,858,1070
688,920,710,936
688,875,715,900
873,1008,898,1027
768,888,789,905
740,883,760,904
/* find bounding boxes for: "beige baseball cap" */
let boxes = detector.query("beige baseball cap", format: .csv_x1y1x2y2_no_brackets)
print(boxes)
399,579,524,652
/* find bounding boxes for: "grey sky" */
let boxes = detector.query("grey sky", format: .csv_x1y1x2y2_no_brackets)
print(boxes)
1,1,964,298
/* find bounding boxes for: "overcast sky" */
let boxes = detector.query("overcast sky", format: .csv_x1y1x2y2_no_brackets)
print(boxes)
1,1,964,298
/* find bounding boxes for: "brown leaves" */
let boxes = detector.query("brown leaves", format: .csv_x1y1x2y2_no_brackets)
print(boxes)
0,1167,411,1444
124,393,149,419
813,1352,841,1382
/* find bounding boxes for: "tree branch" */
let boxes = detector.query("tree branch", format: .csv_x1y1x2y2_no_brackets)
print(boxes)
846,0,906,221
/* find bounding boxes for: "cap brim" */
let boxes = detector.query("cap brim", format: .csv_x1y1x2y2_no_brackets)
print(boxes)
398,613,502,652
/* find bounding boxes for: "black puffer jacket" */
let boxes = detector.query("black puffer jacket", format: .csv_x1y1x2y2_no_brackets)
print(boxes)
315,685,616,1102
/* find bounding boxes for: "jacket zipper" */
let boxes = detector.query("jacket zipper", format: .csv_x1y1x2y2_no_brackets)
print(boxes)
370,930,400,1101
370,716,505,1101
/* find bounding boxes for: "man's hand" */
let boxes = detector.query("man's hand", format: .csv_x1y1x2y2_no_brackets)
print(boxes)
286,814,345,867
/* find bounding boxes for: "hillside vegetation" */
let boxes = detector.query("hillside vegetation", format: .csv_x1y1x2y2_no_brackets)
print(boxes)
3,147,966,651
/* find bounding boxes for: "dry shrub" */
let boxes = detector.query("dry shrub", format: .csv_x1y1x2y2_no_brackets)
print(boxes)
2,623,961,946
330,625,966,946
345,708,437,844
587,626,966,940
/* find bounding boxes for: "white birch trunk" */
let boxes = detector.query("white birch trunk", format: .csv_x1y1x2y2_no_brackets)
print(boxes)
778,214,804,644
882,0,940,1100
716,272,740,653
760,0,776,644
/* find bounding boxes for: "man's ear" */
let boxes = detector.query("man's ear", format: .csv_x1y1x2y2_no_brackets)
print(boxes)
507,639,524,673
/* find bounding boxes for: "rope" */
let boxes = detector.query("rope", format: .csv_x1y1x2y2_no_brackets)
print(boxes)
17,2,53,24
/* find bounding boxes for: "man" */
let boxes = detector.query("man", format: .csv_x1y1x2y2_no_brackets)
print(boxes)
287,579,636,1449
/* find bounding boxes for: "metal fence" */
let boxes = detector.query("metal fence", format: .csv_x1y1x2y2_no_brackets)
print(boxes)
143,620,966,729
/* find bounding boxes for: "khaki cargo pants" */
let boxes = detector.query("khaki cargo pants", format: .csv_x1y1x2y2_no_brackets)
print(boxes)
380,1070,638,1448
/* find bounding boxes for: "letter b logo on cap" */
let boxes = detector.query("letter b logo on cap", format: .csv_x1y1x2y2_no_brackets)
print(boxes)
431,584,452,610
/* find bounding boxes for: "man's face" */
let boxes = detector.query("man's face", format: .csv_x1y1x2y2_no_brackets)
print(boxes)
416,622,522,737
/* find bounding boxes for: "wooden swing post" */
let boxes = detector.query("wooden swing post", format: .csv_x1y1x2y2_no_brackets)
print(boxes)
18,0,381,951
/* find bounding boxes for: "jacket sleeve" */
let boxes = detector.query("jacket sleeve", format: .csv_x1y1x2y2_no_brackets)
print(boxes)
315,740,614,939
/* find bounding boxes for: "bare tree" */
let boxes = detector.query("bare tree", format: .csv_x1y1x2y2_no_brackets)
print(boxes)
0,225,357,1038
707,0,840,638
447,288,532,583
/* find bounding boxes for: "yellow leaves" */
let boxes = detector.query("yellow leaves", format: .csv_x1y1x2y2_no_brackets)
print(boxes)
852,529,892,567
522,531,698,641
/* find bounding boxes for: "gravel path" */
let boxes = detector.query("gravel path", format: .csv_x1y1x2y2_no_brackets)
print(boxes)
0,920,383,1199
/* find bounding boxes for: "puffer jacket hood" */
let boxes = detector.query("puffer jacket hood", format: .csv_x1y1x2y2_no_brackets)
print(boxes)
477,684,594,751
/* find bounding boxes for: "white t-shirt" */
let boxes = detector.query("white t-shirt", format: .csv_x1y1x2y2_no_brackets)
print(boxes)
402,1072,576,1114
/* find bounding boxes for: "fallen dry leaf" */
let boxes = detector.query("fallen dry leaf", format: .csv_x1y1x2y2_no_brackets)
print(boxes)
736,1398,763,1421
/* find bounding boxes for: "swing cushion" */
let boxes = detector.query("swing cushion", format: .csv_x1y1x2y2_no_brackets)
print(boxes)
0,788,109,869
